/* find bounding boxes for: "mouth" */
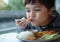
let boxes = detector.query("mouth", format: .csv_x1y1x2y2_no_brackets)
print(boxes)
28,18,35,22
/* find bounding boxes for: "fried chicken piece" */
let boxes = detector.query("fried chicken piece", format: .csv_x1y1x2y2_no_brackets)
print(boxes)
28,35,36,40
34,32,44,38
43,29,55,35
43,30,49,34
47,29,55,35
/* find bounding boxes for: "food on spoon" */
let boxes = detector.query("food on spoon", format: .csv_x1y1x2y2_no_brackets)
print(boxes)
27,18,32,21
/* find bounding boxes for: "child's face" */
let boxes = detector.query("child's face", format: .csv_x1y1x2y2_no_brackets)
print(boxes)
25,2,52,26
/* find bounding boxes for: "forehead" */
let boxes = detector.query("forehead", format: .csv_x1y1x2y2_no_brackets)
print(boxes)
25,3,43,9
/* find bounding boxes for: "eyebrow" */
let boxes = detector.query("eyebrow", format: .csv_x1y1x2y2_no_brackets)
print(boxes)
34,6,42,8
25,6,42,9
25,7,29,9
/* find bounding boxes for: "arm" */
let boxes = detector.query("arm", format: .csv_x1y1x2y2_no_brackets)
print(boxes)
16,22,42,33
17,25,29,34
16,23,32,33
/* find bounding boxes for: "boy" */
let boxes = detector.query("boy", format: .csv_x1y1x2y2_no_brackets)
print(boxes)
16,0,60,34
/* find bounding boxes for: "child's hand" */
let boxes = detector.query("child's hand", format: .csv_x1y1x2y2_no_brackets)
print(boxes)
15,17,28,29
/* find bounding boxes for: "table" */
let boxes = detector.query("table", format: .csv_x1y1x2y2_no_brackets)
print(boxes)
0,32,60,42
0,32,23,42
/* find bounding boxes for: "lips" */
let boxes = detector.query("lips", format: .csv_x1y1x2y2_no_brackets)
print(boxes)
28,18,33,21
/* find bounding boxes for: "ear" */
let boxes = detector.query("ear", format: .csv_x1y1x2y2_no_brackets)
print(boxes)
48,7,54,15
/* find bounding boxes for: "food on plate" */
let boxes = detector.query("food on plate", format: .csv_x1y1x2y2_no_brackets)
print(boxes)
43,29,55,35
17,29,60,41
28,35,36,40
18,31,34,40
34,32,44,38
41,33,60,41
34,29,55,38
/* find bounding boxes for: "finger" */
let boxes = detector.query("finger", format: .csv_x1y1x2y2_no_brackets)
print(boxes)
16,20,21,23
21,23,27,29
19,21,24,26
21,22,26,26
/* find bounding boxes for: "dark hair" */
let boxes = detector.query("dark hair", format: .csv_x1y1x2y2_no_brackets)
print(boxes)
23,0,55,9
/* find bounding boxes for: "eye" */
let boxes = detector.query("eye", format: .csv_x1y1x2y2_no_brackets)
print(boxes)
35,9,41,12
26,10,30,13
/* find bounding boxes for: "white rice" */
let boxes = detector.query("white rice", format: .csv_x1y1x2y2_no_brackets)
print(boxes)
18,31,34,40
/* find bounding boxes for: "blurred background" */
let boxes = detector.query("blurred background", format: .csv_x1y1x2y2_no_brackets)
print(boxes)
0,0,60,34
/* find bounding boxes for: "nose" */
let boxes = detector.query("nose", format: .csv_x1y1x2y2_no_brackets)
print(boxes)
30,11,35,18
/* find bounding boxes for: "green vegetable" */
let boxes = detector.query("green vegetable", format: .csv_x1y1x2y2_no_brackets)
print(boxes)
42,33,60,41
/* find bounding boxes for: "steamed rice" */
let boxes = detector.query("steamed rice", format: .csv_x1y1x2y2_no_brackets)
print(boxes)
18,31,34,40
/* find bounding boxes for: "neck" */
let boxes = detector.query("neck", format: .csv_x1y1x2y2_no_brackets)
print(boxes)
41,16,54,26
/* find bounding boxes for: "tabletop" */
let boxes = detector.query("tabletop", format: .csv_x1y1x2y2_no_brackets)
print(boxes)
0,32,23,42
0,32,60,42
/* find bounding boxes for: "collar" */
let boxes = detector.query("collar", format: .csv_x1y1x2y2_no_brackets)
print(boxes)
40,10,58,29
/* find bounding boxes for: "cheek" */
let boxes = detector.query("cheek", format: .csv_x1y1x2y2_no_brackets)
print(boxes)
36,12,49,22
26,13,30,18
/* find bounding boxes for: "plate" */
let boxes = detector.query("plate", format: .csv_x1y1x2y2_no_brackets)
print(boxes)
16,34,60,42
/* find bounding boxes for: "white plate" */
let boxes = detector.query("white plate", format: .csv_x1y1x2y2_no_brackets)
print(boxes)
16,35,60,42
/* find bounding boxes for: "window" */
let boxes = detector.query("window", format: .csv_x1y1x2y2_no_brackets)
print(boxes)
0,0,26,34
0,0,60,34
55,0,60,14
